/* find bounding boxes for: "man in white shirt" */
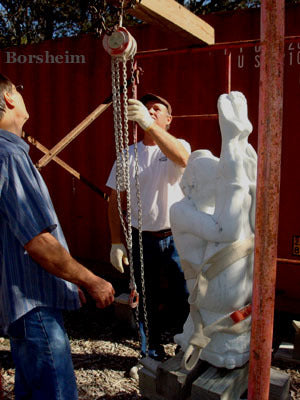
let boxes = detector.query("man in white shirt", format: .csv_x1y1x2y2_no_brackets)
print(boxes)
106,93,190,360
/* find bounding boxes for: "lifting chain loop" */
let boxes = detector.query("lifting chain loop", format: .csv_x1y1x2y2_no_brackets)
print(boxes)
130,58,149,351
111,52,149,355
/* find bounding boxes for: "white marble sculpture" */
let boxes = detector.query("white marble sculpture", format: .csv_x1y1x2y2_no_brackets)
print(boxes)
170,91,257,370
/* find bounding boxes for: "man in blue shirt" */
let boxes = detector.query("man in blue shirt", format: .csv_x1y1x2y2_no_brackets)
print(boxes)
0,73,115,400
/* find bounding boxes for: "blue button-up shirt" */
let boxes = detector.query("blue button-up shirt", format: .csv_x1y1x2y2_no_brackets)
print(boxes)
0,129,80,333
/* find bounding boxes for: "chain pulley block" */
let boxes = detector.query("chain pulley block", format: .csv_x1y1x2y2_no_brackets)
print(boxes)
103,27,137,60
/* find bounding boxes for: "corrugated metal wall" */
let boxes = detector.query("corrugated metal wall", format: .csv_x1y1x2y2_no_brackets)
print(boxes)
0,6,299,301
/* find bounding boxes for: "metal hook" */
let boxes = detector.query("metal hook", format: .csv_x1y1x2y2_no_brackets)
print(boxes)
119,0,124,27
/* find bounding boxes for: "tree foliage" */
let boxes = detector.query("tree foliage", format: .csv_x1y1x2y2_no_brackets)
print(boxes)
0,0,141,48
177,0,260,14
0,0,300,48
0,0,99,48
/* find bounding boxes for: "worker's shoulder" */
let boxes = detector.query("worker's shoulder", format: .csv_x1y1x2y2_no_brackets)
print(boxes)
0,138,22,160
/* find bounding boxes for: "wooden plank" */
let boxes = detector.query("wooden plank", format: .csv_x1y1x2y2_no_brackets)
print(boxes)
26,134,81,179
293,320,300,333
156,351,209,400
274,342,300,364
36,102,111,169
191,363,249,400
293,320,300,359
191,364,290,400
25,134,109,201
36,66,140,169
129,0,214,45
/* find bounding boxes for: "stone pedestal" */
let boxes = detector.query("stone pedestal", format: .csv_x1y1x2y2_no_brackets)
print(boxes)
138,354,290,400
156,351,208,400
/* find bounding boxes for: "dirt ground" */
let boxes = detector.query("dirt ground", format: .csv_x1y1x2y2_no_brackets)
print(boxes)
0,301,299,400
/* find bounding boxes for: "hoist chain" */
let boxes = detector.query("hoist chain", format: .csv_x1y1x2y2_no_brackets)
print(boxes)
130,58,149,351
121,56,134,284
111,54,149,355
112,58,127,242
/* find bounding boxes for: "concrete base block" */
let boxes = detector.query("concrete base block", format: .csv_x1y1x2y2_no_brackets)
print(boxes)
269,368,291,400
156,351,208,400
139,365,165,400
138,353,291,400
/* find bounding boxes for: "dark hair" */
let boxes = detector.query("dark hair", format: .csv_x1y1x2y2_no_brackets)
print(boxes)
0,74,13,120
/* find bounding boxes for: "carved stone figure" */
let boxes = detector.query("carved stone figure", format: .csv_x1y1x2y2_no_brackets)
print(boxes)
170,91,257,370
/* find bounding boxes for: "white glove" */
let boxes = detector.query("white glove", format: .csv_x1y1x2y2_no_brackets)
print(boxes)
110,243,129,273
127,99,154,131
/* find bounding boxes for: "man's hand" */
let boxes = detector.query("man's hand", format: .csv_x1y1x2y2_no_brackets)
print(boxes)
86,276,115,308
110,243,129,273
127,99,154,131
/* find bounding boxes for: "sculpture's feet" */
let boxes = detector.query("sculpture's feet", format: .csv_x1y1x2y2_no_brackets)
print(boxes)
181,329,250,370
199,331,251,369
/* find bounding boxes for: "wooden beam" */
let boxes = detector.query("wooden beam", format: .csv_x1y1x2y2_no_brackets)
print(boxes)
36,68,140,169
36,102,111,169
24,133,109,201
129,0,214,45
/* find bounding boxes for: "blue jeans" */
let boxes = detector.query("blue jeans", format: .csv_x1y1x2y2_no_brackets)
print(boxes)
132,228,189,355
8,307,78,400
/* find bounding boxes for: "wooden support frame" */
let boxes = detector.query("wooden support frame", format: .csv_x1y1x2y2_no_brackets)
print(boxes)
36,68,140,169
129,0,214,45
25,133,109,201
36,102,111,169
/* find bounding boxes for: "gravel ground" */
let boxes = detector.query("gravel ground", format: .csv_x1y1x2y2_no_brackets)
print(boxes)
0,303,299,400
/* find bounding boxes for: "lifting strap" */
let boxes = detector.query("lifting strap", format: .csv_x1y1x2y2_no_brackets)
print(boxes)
181,235,255,370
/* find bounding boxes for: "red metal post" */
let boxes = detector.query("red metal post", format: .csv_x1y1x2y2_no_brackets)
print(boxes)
248,1,285,399
225,51,232,93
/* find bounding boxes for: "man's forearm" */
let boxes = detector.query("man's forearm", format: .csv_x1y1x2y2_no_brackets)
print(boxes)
146,124,189,167
24,232,115,307
25,232,96,287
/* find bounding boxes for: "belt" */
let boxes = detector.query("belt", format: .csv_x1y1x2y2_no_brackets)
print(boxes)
143,229,172,239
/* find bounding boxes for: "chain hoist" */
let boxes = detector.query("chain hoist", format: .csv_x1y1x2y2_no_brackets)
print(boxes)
103,13,149,354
